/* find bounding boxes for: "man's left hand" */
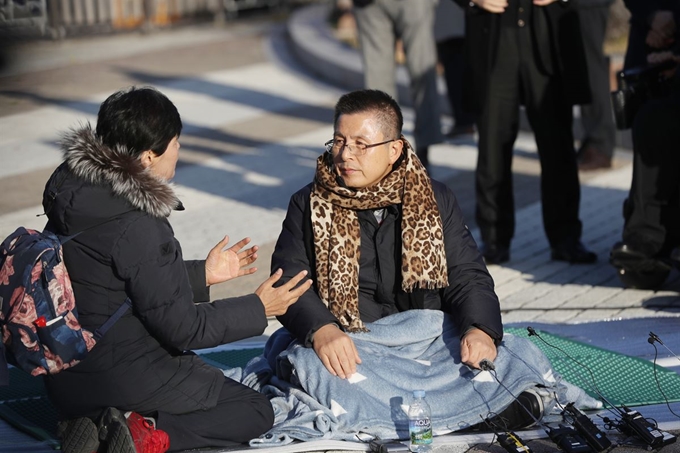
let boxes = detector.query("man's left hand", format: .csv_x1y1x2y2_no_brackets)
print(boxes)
205,235,259,286
460,328,497,369
533,0,558,5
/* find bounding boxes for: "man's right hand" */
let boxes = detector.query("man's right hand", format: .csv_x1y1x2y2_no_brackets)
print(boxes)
471,0,508,13
255,269,313,316
312,324,362,379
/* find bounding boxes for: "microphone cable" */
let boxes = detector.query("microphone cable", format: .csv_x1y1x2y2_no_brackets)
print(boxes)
478,358,594,453
526,327,623,419
649,331,680,364
647,332,680,420
526,327,675,449
479,359,543,428
477,414,534,453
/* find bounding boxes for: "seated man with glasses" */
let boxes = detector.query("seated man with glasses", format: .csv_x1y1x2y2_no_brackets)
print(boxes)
270,89,543,430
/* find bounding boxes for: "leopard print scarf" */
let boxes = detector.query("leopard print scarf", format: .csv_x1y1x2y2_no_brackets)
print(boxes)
310,139,448,332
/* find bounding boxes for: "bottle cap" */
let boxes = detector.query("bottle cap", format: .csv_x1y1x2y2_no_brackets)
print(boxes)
413,390,426,398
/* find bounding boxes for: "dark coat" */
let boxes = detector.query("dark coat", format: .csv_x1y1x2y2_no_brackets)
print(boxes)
271,179,503,347
452,0,591,113
622,0,680,68
42,126,267,419
623,0,680,28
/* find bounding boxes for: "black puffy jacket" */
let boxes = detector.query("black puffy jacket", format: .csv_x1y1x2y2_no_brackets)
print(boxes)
42,126,267,418
272,179,503,347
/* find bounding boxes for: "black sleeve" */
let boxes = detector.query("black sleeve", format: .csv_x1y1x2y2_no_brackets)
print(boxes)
674,2,680,53
271,187,339,345
434,181,503,343
114,217,268,351
623,0,667,26
184,260,210,302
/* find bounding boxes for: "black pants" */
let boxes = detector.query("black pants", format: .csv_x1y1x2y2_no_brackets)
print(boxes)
156,377,274,452
476,26,582,247
437,37,476,128
578,4,616,158
622,95,680,257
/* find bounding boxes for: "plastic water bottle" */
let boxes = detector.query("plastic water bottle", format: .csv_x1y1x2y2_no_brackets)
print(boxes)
408,390,433,452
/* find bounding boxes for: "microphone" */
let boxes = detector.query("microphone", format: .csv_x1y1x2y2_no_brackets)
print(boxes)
480,358,495,371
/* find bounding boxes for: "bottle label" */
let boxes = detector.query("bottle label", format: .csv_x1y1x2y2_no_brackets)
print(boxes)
409,418,433,445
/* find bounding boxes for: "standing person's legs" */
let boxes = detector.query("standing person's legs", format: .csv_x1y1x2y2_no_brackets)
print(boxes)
519,54,590,260
437,37,476,134
475,28,521,263
354,1,397,98
622,98,680,257
155,378,274,452
577,5,616,170
611,97,680,288
523,86,582,248
391,0,442,165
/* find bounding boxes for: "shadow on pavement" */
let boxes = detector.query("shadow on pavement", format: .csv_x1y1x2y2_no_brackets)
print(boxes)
121,68,335,125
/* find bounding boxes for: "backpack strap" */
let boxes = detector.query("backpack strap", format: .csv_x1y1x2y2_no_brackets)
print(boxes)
44,211,136,342
0,341,9,386
52,210,136,245
93,298,132,342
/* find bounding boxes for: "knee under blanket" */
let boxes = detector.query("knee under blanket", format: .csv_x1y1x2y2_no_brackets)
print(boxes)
224,310,600,447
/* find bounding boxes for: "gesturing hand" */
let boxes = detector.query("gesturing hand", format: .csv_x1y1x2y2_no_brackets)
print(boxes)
460,328,497,369
533,0,558,6
205,236,258,286
255,269,313,317
312,324,362,379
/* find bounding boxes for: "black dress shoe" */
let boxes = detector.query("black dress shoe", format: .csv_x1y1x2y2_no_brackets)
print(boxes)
482,243,510,265
487,389,544,430
610,242,672,289
551,240,597,264
467,390,544,431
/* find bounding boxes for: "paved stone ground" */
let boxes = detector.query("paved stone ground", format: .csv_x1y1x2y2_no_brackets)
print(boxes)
0,5,679,453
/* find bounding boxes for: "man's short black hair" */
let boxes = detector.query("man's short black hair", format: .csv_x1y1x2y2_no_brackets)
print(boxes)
96,86,182,157
333,89,403,140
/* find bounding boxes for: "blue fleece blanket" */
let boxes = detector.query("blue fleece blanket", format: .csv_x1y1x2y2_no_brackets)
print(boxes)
223,310,599,447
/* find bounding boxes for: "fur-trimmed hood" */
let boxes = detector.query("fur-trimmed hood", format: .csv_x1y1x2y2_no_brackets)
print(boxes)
59,124,181,218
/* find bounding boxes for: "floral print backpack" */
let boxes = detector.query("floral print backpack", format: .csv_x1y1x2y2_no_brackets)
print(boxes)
0,227,130,383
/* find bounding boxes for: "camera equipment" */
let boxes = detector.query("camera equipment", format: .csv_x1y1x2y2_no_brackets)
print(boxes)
610,60,676,130
369,438,410,453
479,360,589,453
619,407,666,448
562,403,611,452
547,425,593,453
602,407,676,450
497,431,534,453
527,327,677,450
478,411,534,453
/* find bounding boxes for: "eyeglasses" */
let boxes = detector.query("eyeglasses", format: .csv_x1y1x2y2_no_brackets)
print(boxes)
324,138,398,156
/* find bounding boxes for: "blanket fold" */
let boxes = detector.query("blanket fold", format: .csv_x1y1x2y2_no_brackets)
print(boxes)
228,310,599,447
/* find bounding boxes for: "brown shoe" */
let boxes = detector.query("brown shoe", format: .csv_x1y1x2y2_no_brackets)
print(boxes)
578,146,612,171
446,124,476,139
